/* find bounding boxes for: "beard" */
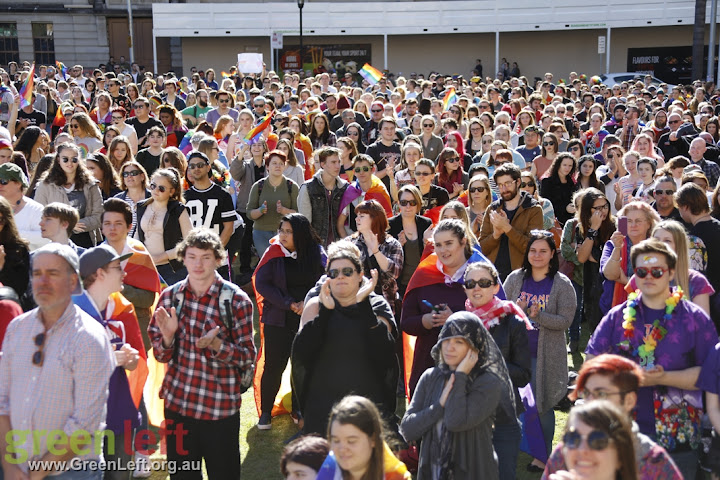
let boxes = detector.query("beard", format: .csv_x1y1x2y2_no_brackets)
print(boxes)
198,99,208,108
500,186,519,202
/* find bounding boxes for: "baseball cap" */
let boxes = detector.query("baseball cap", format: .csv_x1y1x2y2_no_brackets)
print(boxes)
0,163,28,189
33,243,83,295
0,138,12,151
79,245,132,280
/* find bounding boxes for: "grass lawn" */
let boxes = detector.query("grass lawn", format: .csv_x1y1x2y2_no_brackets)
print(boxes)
144,287,593,480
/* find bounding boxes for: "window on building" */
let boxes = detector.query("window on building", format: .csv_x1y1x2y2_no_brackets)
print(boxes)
32,23,55,65
0,23,19,66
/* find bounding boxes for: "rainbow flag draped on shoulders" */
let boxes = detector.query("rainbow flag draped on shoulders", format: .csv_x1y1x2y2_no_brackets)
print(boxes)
121,238,163,295
18,63,35,108
55,61,68,80
338,175,392,219
316,444,412,480
442,87,458,111
359,63,383,85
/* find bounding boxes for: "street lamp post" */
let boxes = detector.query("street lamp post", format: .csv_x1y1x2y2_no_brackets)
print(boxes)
298,0,304,76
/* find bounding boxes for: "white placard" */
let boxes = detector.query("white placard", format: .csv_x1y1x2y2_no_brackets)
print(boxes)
271,32,283,49
598,36,606,55
237,53,264,73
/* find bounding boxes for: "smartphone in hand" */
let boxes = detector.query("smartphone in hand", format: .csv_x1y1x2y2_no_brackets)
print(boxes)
618,216,628,236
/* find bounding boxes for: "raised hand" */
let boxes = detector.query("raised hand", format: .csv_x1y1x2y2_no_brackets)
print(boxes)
155,306,179,347
319,279,336,310
356,269,378,303
456,349,479,374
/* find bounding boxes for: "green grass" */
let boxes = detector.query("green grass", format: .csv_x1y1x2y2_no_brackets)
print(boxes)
144,284,592,480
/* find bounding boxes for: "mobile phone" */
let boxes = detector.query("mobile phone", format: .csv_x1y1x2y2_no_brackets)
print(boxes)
422,300,442,313
618,216,628,236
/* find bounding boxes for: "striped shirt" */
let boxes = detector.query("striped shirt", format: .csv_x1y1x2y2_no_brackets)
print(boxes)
0,302,115,472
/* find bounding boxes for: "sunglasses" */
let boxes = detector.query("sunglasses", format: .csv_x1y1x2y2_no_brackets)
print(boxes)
543,141,556,146
122,170,142,178
33,332,46,366
354,166,371,173
469,186,487,193
134,104,145,109
415,171,433,177
149,183,168,193
69,124,80,129
519,182,535,188
423,123,434,128
669,120,681,125
327,267,356,279
570,146,581,151
399,199,418,207
563,429,611,451
654,189,675,196
464,278,495,289
61,156,79,164
371,109,383,113
634,266,668,279
445,157,459,163
218,99,230,103
188,162,207,170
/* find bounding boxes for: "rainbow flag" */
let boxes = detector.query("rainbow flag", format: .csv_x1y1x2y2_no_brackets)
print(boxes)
0,86,9,96
52,102,66,128
18,63,35,108
244,111,273,145
358,63,383,85
442,87,458,111
221,71,231,79
55,61,67,80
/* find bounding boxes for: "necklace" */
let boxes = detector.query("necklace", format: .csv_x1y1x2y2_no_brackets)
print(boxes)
617,288,683,370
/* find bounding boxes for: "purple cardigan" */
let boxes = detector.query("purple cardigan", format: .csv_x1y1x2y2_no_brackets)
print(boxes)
254,257,298,328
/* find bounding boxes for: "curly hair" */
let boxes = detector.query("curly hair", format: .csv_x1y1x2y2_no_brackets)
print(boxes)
41,143,95,190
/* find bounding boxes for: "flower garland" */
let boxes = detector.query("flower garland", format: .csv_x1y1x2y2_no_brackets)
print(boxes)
617,288,683,370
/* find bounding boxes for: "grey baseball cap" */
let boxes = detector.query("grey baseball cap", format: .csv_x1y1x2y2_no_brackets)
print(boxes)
79,245,132,280
32,243,83,295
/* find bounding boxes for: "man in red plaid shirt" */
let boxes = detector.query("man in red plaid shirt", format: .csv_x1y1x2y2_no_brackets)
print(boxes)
149,229,255,479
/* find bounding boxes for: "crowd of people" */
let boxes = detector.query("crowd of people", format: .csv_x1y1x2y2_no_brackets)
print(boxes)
1,57,720,480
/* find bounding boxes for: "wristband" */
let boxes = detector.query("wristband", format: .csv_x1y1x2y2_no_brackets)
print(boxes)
587,228,598,239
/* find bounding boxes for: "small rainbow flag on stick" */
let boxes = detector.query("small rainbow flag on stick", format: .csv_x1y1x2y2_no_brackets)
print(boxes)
358,63,383,85
442,87,458,111
244,111,273,145
18,64,35,109
55,61,68,80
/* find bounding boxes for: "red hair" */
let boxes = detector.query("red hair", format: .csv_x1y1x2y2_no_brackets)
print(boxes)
354,199,388,243
445,131,466,159
437,147,464,192
571,354,643,401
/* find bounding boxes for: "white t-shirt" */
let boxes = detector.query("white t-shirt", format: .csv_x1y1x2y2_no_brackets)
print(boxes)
15,197,49,251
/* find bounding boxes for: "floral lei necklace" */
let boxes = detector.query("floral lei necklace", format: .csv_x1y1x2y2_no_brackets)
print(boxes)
617,288,683,370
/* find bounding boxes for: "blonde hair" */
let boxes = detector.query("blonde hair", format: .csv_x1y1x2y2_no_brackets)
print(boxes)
652,220,690,296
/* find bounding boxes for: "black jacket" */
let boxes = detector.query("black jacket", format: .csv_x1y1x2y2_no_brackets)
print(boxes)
388,214,432,258
487,313,531,416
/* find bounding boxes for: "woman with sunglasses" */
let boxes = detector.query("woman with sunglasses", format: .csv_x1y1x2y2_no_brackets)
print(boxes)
114,161,151,236
400,311,516,480
444,131,473,172
552,401,637,480
253,213,325,430
434,146,469,201
519,171,555,230
530,132,559,180
109,106,138,154
292,241,399,435
540,153,578,226
35,142,104,248
344,122,366,155
414,158,449,215
466,174,493,233
503,230,576,472
448,104,468,138
68,112,102,159
462,262,530,479
134,168,192,285
389,185,432,296
419,115,443,162
588,238,716,480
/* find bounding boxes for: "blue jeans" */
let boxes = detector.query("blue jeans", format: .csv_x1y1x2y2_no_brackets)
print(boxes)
569,280,583,342
493,418,521,480
670,449,698,480
531,357,555,458
252,229,276,260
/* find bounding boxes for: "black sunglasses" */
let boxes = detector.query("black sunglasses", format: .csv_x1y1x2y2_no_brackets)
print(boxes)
399,199,418,207
149,183,168,193
634,266,668,279
464,278,495,289
122,170,142,178
654,189,675,196
61,156,79,164
445,157,459,163
188,162,207,170
542,141,556,146
469,186,487,193
519,181,535,188
327,267,355,279
563,429,611,451
423,123,434,127
414,171,433,177
354,166,370,173
33,332,46,366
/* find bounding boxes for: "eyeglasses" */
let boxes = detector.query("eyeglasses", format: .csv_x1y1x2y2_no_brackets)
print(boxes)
469,186,487,193
423,123,434,128
327,267,356,279
654,189,675,196
591,203,610,211
354,166,370,173
578,389,628,400
563,429,611,451
218,98,230,103
149,183,168,193
445,157,459,163
497,180,516,190
464,278,495,289
33,332,46,366
188,162,207,170
60,156,79,164
519,182,535,188
399,199,418,207
414,171,433,177
669,120,681,125
634,266,668,279
122,169,142,178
